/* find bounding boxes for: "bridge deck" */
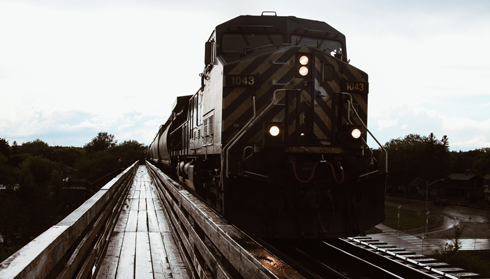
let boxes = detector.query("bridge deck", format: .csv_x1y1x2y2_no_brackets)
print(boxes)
96,165,189,279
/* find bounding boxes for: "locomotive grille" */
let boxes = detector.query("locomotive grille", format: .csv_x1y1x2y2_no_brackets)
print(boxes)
208,115,214,144
209,115,214,134
203,115,214,144
203,118,208,137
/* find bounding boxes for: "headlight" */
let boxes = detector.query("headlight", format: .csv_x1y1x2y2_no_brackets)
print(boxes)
269,126,280,137
299,55,309,65
351,128,362,139
299,66,309,76
296,54,311,78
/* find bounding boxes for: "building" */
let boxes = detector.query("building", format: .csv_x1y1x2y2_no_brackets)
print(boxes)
445,173,484,199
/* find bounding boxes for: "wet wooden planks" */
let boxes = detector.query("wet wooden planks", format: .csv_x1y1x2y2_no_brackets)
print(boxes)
96,165,189,279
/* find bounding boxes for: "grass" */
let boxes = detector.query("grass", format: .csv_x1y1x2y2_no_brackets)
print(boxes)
457,251,490,277
365,227,382,234
383,204,427,230
366,203,427,233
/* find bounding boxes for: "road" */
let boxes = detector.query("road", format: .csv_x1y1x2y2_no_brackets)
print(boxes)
385,196,490,238
372,196,490,252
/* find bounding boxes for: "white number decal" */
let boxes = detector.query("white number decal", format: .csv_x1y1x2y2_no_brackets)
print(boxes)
248,76,254,85
346,82,365,92
230,76,256,86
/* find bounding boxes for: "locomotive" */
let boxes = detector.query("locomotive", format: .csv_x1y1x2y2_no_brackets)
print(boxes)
148,13,386,239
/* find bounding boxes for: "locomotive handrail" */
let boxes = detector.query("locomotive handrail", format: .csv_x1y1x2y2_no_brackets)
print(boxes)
269,59,293,65
341,92,388,174
222,89,301,179
169,120,188,136
293,28,340,40
269,80,293,85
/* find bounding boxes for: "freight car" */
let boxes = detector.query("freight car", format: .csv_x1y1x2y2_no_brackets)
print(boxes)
148,12,386,239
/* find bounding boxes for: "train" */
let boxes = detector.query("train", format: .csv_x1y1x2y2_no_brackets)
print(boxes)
148,12,386,240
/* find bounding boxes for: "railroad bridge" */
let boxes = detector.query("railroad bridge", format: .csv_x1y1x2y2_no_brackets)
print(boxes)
0,161,301,279
1,162,485,279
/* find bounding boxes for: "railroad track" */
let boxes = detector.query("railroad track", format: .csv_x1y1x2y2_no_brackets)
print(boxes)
146,163,482,279
342,236,482,278
263,237,482,279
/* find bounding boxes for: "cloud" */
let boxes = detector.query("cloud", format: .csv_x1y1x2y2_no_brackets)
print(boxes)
0,108,164,146
144,119,167,127
451,135,490,150
377,119,399,131
369,105,490,151
1,0,489,153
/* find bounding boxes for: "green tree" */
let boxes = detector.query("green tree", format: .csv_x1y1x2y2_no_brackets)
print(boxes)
472,148,490,176
17,156,62,237
21,139,50,157
11,141,20,155
18,156,61,190
0,153,19,187
75,138,146,179
425,133,450,182
0,138,10,157
51,147,86,167
0,192,27,245
112,140,146,161
382,133,449,192
84,132,117,153
48,168,64,199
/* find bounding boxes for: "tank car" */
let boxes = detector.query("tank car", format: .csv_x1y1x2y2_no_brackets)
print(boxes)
148,12,386,239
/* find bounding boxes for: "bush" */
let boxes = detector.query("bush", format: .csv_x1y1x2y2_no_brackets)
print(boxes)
433,244,490,277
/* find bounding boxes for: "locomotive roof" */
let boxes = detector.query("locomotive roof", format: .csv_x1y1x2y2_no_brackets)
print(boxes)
215,14,346,51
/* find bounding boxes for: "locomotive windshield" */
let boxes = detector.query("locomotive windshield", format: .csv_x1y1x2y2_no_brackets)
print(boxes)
292,35,343,56
222,33,283,61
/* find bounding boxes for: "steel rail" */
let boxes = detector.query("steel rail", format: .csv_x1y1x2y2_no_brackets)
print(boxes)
343,237,481,278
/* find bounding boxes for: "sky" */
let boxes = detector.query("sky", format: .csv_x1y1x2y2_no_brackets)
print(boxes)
0,0,489,151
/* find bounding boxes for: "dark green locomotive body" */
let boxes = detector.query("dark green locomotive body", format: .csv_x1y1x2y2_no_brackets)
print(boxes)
148,14,385,239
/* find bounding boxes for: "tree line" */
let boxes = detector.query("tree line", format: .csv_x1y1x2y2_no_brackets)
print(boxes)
0,132,146,261
376,133,490,192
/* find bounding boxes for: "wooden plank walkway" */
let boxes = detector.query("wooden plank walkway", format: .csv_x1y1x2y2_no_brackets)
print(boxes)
96,165,189,279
